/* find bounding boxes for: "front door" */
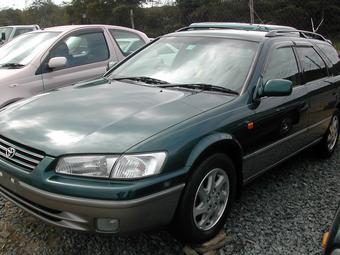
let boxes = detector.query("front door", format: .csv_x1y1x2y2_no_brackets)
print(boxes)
241,43,310,181
41,29,112,91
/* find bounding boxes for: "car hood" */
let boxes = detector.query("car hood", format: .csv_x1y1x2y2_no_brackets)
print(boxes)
0,79,234,156
0,68,22,80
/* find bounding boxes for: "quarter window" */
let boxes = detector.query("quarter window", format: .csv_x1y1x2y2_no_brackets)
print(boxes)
109,29,145,56
263,47,300,86
317,43,340,75
296,47,327,83
48,31,109,70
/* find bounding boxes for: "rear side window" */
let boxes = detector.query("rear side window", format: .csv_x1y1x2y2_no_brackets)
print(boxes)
109,29,146,56
296,47,328,83
263,47,300,86
317,43,340,74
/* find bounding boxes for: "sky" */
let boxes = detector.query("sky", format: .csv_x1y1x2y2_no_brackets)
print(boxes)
0,0,71,10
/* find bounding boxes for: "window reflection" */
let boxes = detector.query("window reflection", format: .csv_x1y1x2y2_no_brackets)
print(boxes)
296,47,327,83
263,47,300,86
110,37,259,91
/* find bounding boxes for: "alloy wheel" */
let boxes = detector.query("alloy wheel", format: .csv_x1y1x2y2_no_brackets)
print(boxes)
327,115,339,151
193,168,230,231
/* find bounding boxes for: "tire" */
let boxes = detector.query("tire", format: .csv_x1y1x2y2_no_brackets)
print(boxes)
173,153,237,244
317,110,339,158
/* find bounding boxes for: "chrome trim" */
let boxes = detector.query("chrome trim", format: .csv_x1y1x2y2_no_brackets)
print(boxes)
0,151,36,169
0,137,44,159
14,151,40,165
0,136,44,171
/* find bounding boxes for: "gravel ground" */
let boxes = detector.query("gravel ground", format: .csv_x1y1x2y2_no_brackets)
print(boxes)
0,144,339,255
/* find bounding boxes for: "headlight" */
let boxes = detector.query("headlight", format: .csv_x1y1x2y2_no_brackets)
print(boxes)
56,155,118,178
55,152,166,179
111,152,166,179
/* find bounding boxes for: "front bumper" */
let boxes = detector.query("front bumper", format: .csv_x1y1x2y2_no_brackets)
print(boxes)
0,170,185,233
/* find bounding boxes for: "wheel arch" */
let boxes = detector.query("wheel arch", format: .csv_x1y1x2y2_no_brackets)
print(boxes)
185,133,244,197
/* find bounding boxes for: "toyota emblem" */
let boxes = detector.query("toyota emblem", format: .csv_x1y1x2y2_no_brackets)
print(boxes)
5,147,16,158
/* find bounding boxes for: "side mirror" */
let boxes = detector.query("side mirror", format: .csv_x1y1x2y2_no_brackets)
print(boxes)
107,61,117,71
1,32,6,41
48,57,67,69
260,79,293,97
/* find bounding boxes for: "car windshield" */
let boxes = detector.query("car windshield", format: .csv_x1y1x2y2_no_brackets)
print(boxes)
0,27,13,42
0,31,60,66
109,36,258,91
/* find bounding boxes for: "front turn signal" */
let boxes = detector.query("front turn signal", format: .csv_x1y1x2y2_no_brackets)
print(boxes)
322,231,330,249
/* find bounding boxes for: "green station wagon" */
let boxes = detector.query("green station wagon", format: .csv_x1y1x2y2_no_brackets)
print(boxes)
0,28,339,243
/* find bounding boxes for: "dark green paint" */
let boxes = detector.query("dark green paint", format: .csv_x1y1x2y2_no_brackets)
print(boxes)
261,79,293,97
0,31,339,201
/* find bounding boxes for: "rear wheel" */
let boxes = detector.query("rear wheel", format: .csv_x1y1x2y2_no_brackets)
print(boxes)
317,111,339,158
173,153,237,244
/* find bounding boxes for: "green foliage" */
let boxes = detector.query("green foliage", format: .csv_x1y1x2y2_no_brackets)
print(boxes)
0,0,339,39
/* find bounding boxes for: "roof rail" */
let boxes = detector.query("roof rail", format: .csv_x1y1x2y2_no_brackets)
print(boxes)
176,25,273,32
266,29,332,44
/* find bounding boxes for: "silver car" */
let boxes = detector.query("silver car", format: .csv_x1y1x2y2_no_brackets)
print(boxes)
0,24,149,107
0,25,40,46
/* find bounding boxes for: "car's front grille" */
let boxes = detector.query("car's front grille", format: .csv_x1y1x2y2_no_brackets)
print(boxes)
0,136,44,171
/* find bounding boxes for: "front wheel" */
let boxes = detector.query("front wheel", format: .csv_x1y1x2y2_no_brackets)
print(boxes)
173,153,237,244
317,111,339,158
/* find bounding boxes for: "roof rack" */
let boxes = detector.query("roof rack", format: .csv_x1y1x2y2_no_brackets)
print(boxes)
266,29,332,44
176,25,273,32
176,23,297,33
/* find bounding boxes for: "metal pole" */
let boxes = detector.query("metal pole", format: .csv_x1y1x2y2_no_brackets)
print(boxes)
130,9,135,29
249,0,255,24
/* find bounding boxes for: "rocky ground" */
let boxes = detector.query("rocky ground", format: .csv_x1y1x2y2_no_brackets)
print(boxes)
0,145,339,255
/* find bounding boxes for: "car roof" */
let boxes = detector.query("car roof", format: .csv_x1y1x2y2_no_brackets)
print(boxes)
44,24,141,33
2,25,38,28
165,29,269,42
188,22,296,32
169,25,332,45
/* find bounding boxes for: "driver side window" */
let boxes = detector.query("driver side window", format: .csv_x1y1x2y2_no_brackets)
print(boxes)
263,47,300,86
47,31,109,71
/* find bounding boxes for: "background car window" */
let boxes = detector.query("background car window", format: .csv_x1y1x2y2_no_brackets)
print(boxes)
49,31,109,69
296,47,328,83
13,28,34,38
0,27,13,42
109,29,145,56
263,47,300,86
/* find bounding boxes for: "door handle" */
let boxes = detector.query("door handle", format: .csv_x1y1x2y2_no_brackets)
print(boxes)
299,102,309,112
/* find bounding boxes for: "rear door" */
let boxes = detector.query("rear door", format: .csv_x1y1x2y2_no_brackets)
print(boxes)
41,28,117,91
295,43,338,141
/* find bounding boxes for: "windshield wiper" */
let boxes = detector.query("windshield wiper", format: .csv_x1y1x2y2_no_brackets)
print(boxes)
111,76,169,85
0,63,25,68
158,83,239,95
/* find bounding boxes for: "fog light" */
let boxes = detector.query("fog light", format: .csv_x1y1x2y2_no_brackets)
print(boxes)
96,218,119,232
